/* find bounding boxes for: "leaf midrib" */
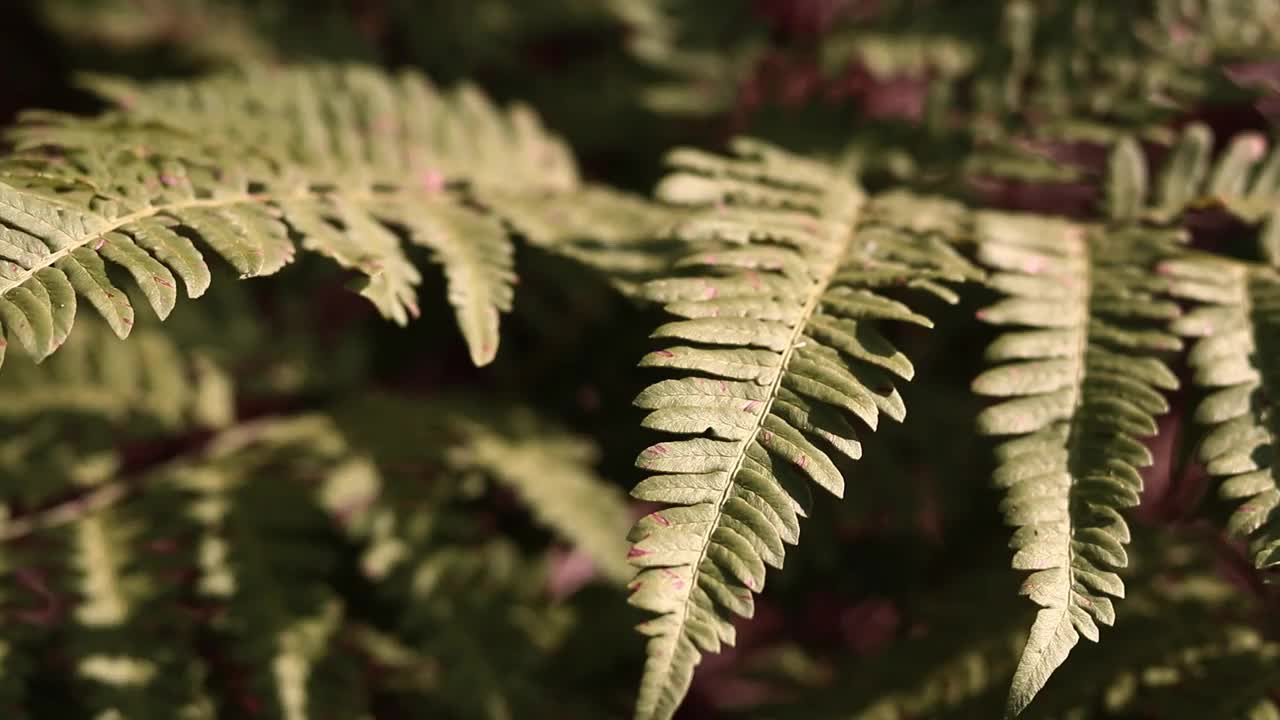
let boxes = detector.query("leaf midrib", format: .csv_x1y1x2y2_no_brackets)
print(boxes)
0,180,415,299
1006,222,1093,719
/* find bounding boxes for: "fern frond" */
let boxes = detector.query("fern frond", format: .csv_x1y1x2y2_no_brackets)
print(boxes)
155,416,367,719
0,314,232,427
972,207,1184,716
449,416,635,585
0,64,629,368
65,505,218,718
624,139,981,720
1163,255,1280,572
317,398,601,716
325,394,636,587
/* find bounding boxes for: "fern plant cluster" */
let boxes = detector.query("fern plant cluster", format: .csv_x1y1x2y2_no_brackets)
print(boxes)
5,1,1280,719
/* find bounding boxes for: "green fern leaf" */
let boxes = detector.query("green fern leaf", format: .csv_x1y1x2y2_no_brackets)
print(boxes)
625,139,980,720
972,210,1183,717
446,410,635,585
0,64,600,368
1163,255,1280,571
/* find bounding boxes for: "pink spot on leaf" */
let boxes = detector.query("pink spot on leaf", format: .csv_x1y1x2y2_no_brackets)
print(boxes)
159,174,179,187
153,275,174,289
419,170,445,193
655,349,675,358
1244,135,1269,161
652,513,671,527
627,547,651,559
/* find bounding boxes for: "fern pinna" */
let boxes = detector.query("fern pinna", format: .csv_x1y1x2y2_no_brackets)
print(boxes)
623,140,980,720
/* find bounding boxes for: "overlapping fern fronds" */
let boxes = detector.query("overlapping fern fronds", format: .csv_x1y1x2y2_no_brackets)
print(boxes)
623,139,981,720
972,139,1187,715
0,63,667,371
1,389,634,718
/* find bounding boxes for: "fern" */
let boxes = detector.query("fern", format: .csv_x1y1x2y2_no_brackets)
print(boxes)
1131,123,1280,224
10,7,1280,719
1162,255,1280,573
447,413,635,584
623,139,980,720
0,313,232,427
0,63,659,369
972,161,1186,713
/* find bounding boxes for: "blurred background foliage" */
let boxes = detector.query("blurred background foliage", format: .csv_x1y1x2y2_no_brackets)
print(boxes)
4,1,1280,718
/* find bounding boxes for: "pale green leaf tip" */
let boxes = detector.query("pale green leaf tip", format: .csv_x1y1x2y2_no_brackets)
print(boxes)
468,339,498,366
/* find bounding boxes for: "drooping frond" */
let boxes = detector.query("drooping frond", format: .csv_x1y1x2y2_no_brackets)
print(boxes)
971,196,1184,715
1162,254,1280,573
0,64,660,369
624,139,981,720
